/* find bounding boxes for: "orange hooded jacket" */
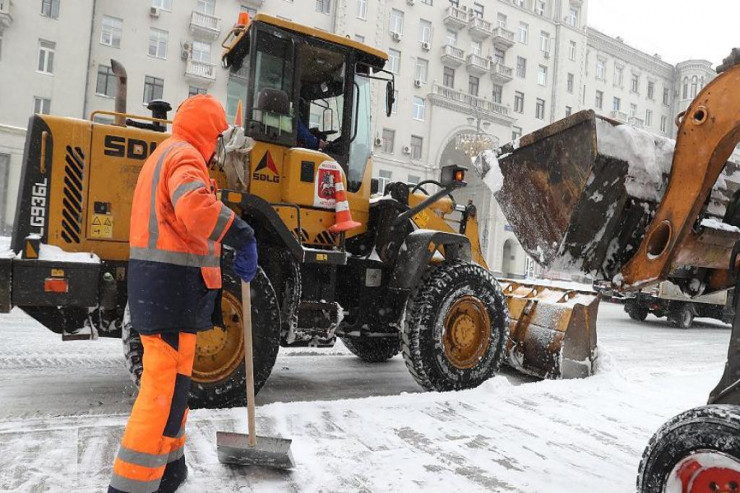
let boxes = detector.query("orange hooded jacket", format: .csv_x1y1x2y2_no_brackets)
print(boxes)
127,95,254,333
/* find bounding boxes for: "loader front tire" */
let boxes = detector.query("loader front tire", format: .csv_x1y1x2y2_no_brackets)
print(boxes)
625,299,649,322
669,303,694,329
122,262,281,409
401,261,509,392
341,335,400,363
637,405,740,492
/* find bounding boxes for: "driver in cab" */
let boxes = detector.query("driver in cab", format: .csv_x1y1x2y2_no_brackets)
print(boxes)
297,118,328,151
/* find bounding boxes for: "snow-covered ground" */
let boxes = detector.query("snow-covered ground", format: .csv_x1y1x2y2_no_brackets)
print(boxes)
0,302,730,492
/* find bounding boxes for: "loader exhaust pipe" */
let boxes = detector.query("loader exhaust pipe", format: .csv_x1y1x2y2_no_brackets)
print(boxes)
110,59,127,126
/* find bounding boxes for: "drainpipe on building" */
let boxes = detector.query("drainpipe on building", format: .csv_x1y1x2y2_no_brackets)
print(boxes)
549,1,562,123
82,0,98,120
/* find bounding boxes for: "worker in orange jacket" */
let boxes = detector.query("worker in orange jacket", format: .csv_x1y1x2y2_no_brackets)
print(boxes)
109,95,257,493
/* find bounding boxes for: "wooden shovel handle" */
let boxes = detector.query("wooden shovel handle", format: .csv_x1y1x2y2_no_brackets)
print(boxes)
241,281,257,447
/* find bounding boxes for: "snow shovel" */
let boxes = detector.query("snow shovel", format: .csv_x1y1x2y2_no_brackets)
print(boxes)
216,281,295,469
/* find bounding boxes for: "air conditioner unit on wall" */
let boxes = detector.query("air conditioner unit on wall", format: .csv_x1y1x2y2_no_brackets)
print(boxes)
150,6,160,17
181,42,192,60
414,79,423,88
374,137,383,147
407,0,415,5
402,145,411,155
391,31,402,42
421,41,431,51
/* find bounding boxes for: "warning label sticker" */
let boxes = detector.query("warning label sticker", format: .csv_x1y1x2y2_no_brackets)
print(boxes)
91,214,113,239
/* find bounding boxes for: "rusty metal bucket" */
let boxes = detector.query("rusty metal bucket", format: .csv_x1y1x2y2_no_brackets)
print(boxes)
500,280,599,379
495,110,673,281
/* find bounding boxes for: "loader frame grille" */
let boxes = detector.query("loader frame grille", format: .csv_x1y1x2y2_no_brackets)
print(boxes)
61,146,85,244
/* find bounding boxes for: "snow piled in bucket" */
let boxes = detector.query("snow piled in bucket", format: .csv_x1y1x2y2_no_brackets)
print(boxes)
472,149,504,195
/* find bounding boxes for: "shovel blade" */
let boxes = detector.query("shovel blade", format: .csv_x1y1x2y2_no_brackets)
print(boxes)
217,431,295,469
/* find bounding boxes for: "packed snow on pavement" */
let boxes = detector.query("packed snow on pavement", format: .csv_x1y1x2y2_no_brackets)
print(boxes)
0,302,730,492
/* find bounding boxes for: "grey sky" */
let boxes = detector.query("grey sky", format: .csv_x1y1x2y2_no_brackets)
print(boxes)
588,0,738,67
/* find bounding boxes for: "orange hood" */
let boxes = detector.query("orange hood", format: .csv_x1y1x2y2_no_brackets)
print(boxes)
172,94,228,162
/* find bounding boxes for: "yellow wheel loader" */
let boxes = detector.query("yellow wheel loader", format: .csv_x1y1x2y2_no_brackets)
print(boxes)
0,13,597,408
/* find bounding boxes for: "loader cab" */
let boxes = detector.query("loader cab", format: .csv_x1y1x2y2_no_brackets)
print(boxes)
224,14,392,192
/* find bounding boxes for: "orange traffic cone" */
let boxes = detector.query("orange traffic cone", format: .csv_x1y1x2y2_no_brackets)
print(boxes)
329,174,361,234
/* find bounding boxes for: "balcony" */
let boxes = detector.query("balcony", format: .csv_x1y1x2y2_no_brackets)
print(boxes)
628,116,645,129
190,11,221,40
0,0,12,33
468,15,492,40
466,54,491,76
185,59,217,83
490,63,513,83
428,84,514,125
440,45,465,67
443,5,468,31
492,26,515,51
610,110,628,123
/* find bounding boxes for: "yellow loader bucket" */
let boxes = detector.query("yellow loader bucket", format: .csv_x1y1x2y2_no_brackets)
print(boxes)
500,280,599,379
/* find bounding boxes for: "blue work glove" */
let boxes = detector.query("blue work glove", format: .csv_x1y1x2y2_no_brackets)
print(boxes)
233,238,258,283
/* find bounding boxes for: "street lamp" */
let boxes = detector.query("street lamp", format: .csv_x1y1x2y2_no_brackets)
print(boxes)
456,108,498,158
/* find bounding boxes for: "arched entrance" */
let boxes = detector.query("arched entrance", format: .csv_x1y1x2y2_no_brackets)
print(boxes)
502,239,515,276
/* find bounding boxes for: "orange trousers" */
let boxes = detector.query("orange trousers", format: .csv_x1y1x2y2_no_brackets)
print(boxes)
109,332,196,493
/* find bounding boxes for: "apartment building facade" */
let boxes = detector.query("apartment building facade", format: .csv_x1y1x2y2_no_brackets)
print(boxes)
0,0,723,277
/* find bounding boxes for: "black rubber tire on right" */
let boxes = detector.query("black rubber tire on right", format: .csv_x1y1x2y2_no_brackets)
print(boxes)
625,299,649,321
341,335,400,363
669,303,694,329
637,404,740,492
402,261,509,392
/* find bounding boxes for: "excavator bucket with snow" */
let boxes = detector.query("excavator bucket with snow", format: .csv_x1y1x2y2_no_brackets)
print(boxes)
500,280,599,379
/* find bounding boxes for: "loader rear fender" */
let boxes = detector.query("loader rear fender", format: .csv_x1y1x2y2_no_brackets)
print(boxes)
389,230,472,291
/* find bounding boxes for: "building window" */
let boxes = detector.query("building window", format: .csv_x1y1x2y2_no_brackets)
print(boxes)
514,91,524,113
691,75,698,98
682,77,688,99
569,41,576,61
152,0,173,10
34,97,51,115
614,65,624,86
535,98,545,120
37,40,55,74
378,169,393,192
192,41,211,62
512,126,522,140
449,0,459,6
539,31,550,53
143,75,164,103
516,56,526,78
595,90,603,109
660,115,667,133
518,22,528,44
381,129,395,154
96,65,117,97
629,103,637,117
415,58,428,83
446,29,457,46
388,49,401,74
196,0,215,15
316,0,331,14
596,59,605,80
493,48,505,65
568,7,579,27
631,74,639,93
354,34,365,43
471,40,482,56
443,66,455,88
645,109,653,127
647,81,655,100
468,76,479,97
390,9,404,35
408,174,421,185
613,97,621,111
357,0,367,20
536,1,546,15
537,65,547,86
148,28,168,59
421,0,432,4
565,106,572,117
41,0,60,19
100,16,122,48
419,20,432,44
410,135,423,160
472,2,484,17
567,73,574,93
492,84,503,104
663,87,670,105
513,0,524,7
497,13,507,27
412,96,425,120
189,86,207,97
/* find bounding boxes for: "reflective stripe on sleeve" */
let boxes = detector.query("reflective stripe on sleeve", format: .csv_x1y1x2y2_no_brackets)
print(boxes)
109,473,161,493
208,205,234,242
171,181,206,210
130,247,221,268
149,143,188,249
117,446,170,469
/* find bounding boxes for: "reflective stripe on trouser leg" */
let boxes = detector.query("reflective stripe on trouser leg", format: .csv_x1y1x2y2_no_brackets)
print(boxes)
109,333,197,493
